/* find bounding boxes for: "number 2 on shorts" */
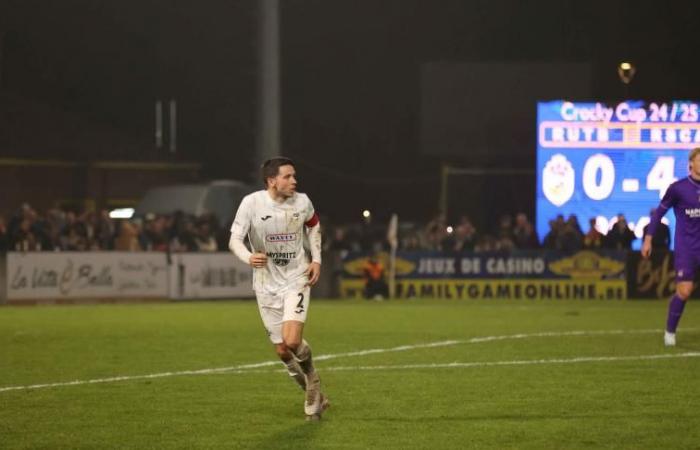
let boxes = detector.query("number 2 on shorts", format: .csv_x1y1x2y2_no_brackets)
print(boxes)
295,293,305,314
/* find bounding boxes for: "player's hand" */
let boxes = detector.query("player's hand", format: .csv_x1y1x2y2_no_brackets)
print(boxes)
305,262,321,286
641,236,652,259
249,253,268,268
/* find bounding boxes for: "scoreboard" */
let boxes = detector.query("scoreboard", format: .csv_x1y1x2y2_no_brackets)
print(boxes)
536,100,700,249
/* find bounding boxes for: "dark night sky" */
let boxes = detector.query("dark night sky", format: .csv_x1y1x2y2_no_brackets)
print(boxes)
2,0,700,223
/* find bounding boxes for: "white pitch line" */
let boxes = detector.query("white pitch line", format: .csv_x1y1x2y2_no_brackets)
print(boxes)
0,341,463,393
465,328,667,343
314,339,462,361
319,352,700,372
210,352,700,375
0,328,693,393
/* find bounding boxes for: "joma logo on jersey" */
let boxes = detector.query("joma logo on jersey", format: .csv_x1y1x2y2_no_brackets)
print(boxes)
266,233,298,242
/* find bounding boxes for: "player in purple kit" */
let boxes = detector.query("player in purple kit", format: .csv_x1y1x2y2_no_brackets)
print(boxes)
642,147,700,346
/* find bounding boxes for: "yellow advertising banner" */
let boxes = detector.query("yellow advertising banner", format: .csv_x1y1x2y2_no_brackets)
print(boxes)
340,278,626,300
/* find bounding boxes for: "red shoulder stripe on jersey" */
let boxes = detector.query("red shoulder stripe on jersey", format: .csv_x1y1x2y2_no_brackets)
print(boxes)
305,212,320,227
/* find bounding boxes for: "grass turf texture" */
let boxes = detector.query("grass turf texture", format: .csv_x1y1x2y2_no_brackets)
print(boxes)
1,298,699,449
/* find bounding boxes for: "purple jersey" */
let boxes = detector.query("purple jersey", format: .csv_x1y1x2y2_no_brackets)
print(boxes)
646,176,700,252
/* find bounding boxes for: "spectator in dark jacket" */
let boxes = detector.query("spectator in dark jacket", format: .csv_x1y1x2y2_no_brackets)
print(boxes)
12,218,42,251
543,220,560,249
513,213,539,249
558,217,584,252
605,214,636,250
454,219,478,252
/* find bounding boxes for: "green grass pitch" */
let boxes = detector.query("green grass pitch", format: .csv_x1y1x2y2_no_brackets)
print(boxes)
1,298,699,449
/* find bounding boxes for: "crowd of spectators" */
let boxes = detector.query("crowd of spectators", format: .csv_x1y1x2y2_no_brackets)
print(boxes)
0,204,228,253
324,211,668,254
542,213,639,251
326,212,541,254
1,204,668,255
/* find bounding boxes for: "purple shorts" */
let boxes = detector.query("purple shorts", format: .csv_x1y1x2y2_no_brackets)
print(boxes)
674,251,700,282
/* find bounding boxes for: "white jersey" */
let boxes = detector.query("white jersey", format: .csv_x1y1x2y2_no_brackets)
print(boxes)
230,190,316,292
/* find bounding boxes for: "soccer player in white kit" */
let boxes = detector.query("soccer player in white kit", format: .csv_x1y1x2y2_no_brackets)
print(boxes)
228,157,328,420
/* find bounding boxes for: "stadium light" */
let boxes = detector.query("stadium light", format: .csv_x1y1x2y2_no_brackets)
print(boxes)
617,61,635,85
109,208,135,219
362,210,371,219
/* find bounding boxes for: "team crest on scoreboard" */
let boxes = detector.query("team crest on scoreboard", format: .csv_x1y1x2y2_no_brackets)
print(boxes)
542,154,575,207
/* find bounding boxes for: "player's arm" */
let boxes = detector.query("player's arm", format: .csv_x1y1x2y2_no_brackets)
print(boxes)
642,185,675,258
229,197,267,268
304,210,322,286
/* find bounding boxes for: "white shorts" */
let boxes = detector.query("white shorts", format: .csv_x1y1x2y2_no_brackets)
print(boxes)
255,283,311,344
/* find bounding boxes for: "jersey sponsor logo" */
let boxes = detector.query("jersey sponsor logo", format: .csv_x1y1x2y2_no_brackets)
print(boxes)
266,232,298,242
261,215,272,221
684,208,700,218
266,252,297,266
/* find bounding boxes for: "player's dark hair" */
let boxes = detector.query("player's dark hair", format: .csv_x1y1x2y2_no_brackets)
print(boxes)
261,157,295,188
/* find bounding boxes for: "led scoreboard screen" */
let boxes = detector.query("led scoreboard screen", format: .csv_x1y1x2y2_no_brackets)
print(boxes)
537,100,700,249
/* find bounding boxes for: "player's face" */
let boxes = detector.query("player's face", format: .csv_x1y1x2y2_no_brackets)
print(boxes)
272,165,297,197
690,154,700,179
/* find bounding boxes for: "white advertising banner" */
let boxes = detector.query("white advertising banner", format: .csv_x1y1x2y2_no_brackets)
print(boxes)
169,253,253,299
6,252,169,300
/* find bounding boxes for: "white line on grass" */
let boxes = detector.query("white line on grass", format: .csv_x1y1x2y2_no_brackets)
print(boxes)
0,328,694,393
318,352,700,372
0,340,463,393
210,351,700,375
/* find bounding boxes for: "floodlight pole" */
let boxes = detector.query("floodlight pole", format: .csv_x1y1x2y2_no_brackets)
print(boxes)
257,0,281,176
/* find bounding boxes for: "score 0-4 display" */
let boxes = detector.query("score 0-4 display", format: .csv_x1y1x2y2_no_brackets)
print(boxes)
537,100,700,249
